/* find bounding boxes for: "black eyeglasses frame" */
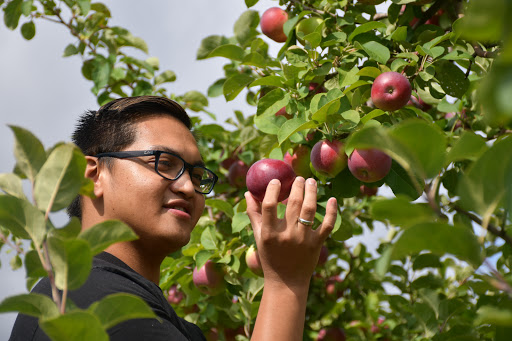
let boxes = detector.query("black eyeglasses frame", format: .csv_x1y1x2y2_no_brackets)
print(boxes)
94,150,218,194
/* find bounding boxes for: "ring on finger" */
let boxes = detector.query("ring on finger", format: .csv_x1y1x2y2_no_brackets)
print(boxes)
298,217,314,226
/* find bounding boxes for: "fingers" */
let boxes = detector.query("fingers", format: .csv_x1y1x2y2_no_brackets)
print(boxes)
316,197,338,241
297,178,318,227
284,177,306,222
260,179,281,229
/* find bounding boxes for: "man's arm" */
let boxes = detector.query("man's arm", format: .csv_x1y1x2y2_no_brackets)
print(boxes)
245,177,338,340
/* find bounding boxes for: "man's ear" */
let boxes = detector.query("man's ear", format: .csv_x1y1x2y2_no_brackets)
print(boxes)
85,156,106,198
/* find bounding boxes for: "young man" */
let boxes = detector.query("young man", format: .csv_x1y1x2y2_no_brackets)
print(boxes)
10,96,337,340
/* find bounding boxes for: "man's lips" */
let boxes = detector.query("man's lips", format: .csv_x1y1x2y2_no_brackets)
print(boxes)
163,200,192,218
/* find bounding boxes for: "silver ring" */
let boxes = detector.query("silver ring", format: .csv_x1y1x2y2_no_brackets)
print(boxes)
298,217,314,226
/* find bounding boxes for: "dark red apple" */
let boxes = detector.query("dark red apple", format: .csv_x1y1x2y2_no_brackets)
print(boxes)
228,160,250,188
205,328,219,341
275,107,291,119
245,246,263,277
359,185,378,197
310,139,347,178
192,260,225,296
260,7,288,43
284,145,313,178
246,159,296,202
317,327,347,341
309,82,326,94
371,71,412,111
224,326,245,341
348,149,392,183
167,285,184,305
221,156,237,170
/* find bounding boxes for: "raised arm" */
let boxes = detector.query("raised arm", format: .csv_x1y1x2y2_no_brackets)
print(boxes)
245,177,338,341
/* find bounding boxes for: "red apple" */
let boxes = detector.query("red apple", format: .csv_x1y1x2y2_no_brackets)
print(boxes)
224,326,245,341
310,139,347,178
309,82,326,94
245,246,263,277
260,7,288,43
359,185,378,197
284,145,313,178
246,159,296,202
371,71,412,111
348,149,392,183
205,328,219,341
275,106,292,119
167,285,184,305
317,245,329,267
326,276,344,298
317,327,347,341
221,156,237,170
192,260,225,296
228,160,250,188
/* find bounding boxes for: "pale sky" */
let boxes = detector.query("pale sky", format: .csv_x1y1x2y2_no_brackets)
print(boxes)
0,1,389,337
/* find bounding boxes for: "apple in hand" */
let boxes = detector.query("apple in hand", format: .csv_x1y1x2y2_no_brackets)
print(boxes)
310,139,347,178
371,71,412,111
317,327,347,341
245,246,263,277
284,145,312,178
193,260,225,296
246,159,296,202
348,149,392,183
260,7,288,43
228,160,250,188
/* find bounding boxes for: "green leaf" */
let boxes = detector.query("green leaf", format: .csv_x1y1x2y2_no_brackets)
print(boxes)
278,118,318,145
390,223,483,267
242,52,266,68
200,225,218,250
88,293,157,330
245,0,258,7
154,70,176,84
63,44,78,57
361,41,390,65
256,88,290,117
47,236,93,290
234,10,259,46
207,44,245,61
459,0,508,42
385,161,422,200
0,196,46,246
331,167,361,199
361,109,385,124
475,306,512,326
78,220,137,255
357,67,381,79
232,212,251,233
40,311,108,341
0,173,25,198
223,74,254,102
249,75,285,88
207,78,226,97
479,61,512,127
197,35,227,60
21,21,35,40
34,144,86,212
311,89,347,122
254,113,286,135
91,55,111,93
445,131,488,165
25,249,46,280
0,293,58,319
183,90,209,111
77,0,91,15
206,199,234,218
457,136,512,216
370,196,437,228
435,60,469,99
348,22,387,42
391,26,407,42
9,125,46,182
4,0,23,29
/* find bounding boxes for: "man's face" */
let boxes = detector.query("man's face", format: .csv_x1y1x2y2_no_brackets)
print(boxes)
100,115,206,254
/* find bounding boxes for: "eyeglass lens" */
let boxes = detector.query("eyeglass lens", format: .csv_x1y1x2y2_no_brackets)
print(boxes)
156,152,215,194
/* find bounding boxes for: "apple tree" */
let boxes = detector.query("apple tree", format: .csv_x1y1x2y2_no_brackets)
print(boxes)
1,0,512,340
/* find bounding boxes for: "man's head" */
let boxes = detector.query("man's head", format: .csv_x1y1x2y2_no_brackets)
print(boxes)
68,96,192,220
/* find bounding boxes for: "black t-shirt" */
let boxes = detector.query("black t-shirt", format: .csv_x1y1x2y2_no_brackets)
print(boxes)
9,252,206,341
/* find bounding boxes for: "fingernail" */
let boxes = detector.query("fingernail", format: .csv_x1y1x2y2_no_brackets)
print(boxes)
270,179,280,185
295,176,305,183
307,178,317,186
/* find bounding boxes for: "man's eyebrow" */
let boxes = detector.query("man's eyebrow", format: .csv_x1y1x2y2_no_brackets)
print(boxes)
149,145,205,167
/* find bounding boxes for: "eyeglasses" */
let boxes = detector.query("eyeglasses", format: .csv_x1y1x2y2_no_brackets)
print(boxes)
95,150,218,194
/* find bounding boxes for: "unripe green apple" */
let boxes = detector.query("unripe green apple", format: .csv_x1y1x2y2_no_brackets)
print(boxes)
295,17,323,45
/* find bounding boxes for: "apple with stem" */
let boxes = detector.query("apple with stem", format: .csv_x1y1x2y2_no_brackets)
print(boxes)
284,145,312,178
371,71,412,111
310,139,347,178
260,7,288,43
246,158,296,202
193,260,225,296
348,149,392,183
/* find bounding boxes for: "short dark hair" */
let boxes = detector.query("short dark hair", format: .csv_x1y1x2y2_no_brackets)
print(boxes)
67,96,192,220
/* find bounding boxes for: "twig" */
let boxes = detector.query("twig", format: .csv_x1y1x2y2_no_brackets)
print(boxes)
451,205,512,248
0,232,25,255
373,13,388,21
472,44,499,59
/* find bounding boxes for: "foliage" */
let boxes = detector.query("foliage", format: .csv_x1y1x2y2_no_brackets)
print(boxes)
1,0,512,340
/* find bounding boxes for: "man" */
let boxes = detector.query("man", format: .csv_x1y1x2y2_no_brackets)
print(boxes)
10,96,337,340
